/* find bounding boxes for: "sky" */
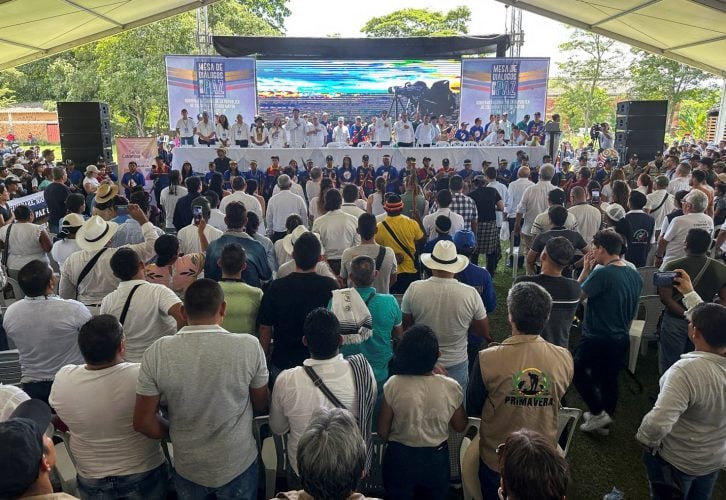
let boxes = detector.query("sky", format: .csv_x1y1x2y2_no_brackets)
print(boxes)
284,0,568,64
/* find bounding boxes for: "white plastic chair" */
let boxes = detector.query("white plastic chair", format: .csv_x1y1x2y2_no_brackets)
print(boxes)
557,407,582,457
0,349,21,385
0,277,24,308
435,141,451,147
327,141,349,148
357,141,373,148
637,266,659,296
449,417,481,484
464,141,479,147
53,430,78,495
628,295,663,373
450,141,464,147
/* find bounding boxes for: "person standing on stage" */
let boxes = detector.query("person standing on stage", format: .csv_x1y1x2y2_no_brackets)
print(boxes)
176,109,196,146
394,112,414,147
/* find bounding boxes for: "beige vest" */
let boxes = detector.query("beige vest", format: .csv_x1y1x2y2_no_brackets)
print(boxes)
478,335,573,470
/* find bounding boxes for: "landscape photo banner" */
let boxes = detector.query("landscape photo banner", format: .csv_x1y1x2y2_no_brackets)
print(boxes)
459,57,549,127
165,56,257,129
115,137,157,192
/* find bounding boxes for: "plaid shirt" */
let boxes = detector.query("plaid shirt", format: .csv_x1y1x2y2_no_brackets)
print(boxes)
429,192,478,227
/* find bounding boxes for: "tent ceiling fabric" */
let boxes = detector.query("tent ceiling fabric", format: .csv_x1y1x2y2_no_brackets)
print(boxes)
212,35,511,60
0,0,220,70
496,0,726,76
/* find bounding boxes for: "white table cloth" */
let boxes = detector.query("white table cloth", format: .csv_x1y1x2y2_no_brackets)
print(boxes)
171,145,547,172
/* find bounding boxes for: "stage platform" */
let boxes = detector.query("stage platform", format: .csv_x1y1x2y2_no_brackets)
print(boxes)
170,145,547,172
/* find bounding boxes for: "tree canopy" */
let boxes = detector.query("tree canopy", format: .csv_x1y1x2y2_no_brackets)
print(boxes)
361,7,470,37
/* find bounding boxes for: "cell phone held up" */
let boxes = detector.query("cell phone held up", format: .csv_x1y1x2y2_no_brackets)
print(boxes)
653,271,678,287
591,190,600,204
193,206,203,225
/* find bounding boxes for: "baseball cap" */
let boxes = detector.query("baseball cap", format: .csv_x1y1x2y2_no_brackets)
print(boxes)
453,229,476,251
442,158,450,166
362,154,369,160
600,202,626,222
0,400,53,497
325,155,333,161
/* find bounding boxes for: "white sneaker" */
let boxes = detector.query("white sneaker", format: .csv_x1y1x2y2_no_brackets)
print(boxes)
580,412,613,432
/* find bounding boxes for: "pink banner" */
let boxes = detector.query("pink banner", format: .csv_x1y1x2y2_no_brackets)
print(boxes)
115,137,157,192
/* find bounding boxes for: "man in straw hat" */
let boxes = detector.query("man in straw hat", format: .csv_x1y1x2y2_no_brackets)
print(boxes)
59,204,159,313
401,240,490,393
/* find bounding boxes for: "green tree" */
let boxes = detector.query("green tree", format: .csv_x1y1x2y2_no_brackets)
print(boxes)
675,88,720,139
629,49,715,133
361,7,471,37
554,29,625,129
237,0,290,32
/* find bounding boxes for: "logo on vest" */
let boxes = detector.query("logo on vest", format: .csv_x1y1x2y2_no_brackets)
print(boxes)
506,367,555,407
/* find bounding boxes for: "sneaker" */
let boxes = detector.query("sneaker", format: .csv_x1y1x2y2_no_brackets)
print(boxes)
581,412,609,435
580,412,613,432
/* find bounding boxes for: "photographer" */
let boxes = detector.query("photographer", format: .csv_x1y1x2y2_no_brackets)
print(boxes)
598,122,613,149
657,228,726,374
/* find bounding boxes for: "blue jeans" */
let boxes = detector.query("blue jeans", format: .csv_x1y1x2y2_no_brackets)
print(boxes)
77,463,168,500
446,360,470,397
382,441,450,500
174,460,258,500
643,451,719,500
658,313,692,375
478,461,500,500
180,137,194,146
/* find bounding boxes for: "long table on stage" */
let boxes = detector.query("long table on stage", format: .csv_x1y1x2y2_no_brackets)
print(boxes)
170,145,547,172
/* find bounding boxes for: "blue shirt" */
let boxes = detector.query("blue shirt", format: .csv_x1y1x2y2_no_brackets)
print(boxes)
245,169,265,189
509,160,521,177
454,129,470,141
203,233,272,287
121,171,146,198
375,165,399,193
67,170,84,186
469,126,484,141
423,234,453,254
337,166,356,184
204,171,216,184
581,264,642,337
336,287,402,387
457,262,496,347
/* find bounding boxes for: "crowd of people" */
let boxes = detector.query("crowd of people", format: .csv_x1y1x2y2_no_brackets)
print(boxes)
0,129,724,500
170,108,557,148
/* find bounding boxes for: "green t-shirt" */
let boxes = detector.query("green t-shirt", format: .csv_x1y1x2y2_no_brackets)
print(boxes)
333,287,402,386
582,264,642,337
219,281,263,335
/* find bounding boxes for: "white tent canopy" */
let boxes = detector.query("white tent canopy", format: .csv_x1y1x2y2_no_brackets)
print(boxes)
0,0,219,70
496,0,726,76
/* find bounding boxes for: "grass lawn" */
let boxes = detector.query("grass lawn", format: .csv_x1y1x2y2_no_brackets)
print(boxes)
481,245,726,499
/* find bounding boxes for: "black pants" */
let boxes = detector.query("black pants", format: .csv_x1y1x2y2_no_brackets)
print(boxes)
397,142,414,148
271,231,287,243
198,138,216,146
383,441,450,500
22,381,54,405
390,272,418,294
573,334,628,416
235,140,248,147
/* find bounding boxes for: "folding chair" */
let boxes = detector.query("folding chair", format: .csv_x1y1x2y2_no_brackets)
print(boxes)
556,407,582,457
359,433,387,497
0,349,21,385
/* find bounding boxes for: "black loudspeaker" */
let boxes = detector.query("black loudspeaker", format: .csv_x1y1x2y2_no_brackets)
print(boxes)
615,100,667,165
57,102,113,167
616,100,668,116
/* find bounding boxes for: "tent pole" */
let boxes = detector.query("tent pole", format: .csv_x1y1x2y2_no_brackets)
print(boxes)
716,79,726,142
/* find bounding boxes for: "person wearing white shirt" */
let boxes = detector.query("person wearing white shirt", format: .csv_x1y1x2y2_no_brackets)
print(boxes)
499,113,512,140
332,117,350,144
4,260,91,403
160,171,188,231
49,315,168,499
414,114,436,147
0,205,52,277
645,176,675,239
311,190,359,274
568,186,602,245
59,206,159,311
505,167,534,224
269,117,286,148
177,198,224,254
394,112,414,146
484,168,509,227
215,114,232,147
305,115,326,148
270,308,376,476
375,111,392,145
101,248,183,362
341,184,366,218
219,176,264,227
196,111,216,146
230,114,250,147
598,122,614,149
482,129,506,146
250,116,269,147
422,190,465,241
266,174,309,241
175,109,196,146
514,164,557,258
284,109,306,148
655,190,714,269
667,163,691,195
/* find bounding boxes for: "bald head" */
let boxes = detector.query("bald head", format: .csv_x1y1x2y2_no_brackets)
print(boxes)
518,166,530,178
571,186,586,202
676,163,691,177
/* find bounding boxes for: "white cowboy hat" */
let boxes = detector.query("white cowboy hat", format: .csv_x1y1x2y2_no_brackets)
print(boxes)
600,202,625,222
420,240,469,274
282,225,325,256
76,215,118,251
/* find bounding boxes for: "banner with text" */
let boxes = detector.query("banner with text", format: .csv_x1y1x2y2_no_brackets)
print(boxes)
459,57,549,127
165,56,257,129
115,137,157,193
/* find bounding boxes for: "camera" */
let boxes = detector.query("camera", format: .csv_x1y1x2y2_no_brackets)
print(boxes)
589,123,602,141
